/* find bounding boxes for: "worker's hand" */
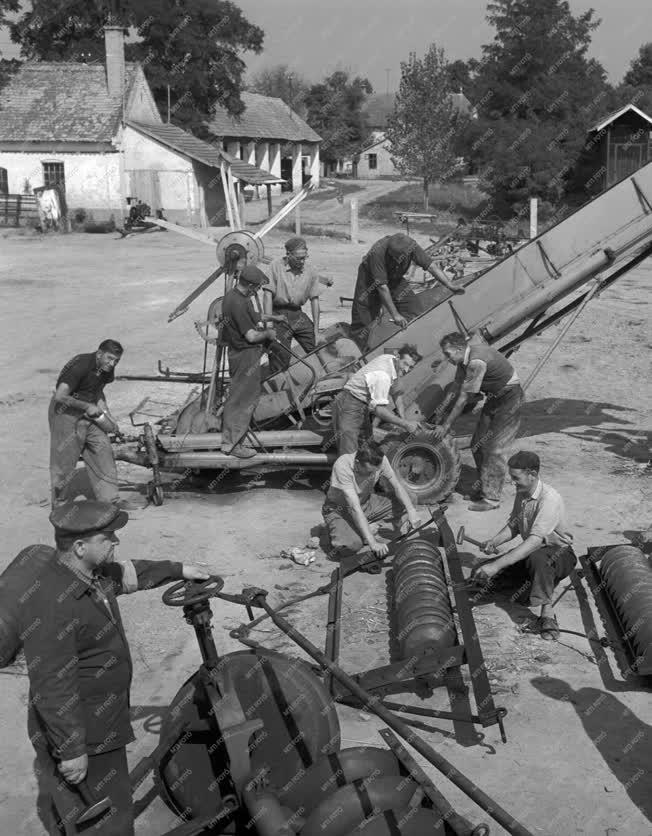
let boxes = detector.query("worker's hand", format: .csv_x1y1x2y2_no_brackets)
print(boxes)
430,424,448,442
368,540,389,558
313,329,320,345
403,420,422,435
265,327,277,341
84,404,102,419
393,315,408,329
403,513,421,533
481,539,499,555
471,559,500,585
59,754,88,785
182,564,211,581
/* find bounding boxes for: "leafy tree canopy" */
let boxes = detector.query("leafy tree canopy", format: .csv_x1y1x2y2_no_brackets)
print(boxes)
304,70,372,167
9,0,264,135
623,42,652,88
248,64,309,117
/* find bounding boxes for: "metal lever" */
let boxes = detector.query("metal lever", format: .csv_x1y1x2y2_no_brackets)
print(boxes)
74,780,111,825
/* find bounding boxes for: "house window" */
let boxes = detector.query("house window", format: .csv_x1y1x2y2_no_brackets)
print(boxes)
0,168,7,194
368,153,378,170
42,161,65,191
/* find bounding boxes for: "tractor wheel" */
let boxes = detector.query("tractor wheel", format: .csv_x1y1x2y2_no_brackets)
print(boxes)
382,432,461,505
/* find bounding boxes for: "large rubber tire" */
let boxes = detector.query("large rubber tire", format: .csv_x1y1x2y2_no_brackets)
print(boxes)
382,432,461,505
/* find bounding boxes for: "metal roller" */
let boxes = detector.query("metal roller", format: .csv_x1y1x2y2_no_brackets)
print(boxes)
599,545,652,672
392,537,457,658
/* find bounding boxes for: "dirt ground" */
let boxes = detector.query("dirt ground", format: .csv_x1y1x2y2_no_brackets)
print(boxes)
1,189,651,836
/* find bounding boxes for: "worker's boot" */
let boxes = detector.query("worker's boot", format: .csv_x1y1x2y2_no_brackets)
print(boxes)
227,444,257,459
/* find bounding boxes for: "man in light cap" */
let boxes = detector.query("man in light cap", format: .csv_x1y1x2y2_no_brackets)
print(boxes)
263,236,327,374
471,451,575,641
221,264,278,458
17,500,209,834
350,233,465,348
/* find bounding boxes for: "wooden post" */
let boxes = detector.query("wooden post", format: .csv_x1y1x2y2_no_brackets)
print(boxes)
529,197,538,239
238,185,246,228
606,125,611,189
350,198,359,243
295,202,301,235
266,183,273,218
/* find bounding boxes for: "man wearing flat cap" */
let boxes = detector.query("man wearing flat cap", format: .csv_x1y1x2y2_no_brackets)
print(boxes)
263,237,327,374
221,264,278,458
472,451,576,641
17,500,209,834
350,233,465,349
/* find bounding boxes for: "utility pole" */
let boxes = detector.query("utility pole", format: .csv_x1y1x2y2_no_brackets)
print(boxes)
385,68,391,96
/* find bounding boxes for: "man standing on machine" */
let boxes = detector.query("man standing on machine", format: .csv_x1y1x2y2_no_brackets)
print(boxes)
323,440,421,559
350,233,465,348
471,451,576,641
432,332,524,511
19,500,209,835
221,265,277,459
263,236,325,373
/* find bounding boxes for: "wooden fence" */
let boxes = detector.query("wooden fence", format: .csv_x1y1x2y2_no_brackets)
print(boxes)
0,194,39,226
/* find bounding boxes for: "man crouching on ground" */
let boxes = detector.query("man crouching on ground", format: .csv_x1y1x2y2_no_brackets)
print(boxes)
322,440,421,560
19,500,210,835
471,451,576,641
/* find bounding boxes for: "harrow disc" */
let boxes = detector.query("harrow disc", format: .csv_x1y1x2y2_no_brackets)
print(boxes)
156,649,341,821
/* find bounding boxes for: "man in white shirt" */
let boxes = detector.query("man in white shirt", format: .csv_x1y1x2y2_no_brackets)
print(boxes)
323,440,421,559
332,345,423,455
472,451,576,640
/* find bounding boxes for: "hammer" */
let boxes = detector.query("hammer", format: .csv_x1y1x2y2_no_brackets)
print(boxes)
75,780,112,825
456,525,485,550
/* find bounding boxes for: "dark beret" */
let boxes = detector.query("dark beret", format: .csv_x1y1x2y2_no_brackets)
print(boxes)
239,265,268,287
49,500,128,536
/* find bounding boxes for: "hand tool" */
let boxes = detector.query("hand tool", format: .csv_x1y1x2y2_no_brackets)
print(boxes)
456,525,485,549
74,780,112,825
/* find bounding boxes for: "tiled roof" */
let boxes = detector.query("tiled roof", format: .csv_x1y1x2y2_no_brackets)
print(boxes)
0,62,138,142
128,121,283,185
589,103,652,132
208,92,321,143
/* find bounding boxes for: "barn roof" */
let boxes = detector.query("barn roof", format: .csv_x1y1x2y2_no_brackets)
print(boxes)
208,92,321,143
128,120,283,185
589,103,652,133
0,62,139,143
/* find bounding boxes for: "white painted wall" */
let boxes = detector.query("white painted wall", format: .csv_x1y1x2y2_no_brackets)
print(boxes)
0,150,122,216
356,140,397,179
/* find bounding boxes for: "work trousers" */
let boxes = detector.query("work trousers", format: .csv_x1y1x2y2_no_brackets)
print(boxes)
471,385,524,503
323,492,407,556
49,399,119,507
221,345,263,452
331,390,372,455
500,545,577,608
350,269,425,348
268,308,316,374
33,744,134,836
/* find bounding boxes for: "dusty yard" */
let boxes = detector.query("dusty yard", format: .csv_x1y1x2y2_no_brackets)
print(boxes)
0,204,651,835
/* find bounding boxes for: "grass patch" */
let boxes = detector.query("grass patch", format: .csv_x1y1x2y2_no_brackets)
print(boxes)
362,180,488,221
305,181,364,204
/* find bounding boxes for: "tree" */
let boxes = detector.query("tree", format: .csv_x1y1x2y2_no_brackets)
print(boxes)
467,0,611,213
304,70,373,173
385,46,467,210
624,43,652,87
0,0,18,31
248,64,309,117
9,0,264,135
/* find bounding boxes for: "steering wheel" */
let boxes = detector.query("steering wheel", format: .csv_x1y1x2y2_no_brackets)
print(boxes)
162,575,225,607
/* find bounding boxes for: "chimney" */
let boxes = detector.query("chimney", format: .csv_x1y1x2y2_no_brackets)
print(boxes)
104,25,126,97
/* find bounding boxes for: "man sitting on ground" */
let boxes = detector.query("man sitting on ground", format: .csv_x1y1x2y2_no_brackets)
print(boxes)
472,451,576,641
322,440,421,560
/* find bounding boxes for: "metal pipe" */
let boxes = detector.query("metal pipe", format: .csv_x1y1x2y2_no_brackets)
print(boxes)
157,430,326,451
257,598,534,836
159,450,335,469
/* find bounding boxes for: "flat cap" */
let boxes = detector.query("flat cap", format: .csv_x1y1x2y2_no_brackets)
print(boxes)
285,236,307,252
49,500,128,537
239,265,268,287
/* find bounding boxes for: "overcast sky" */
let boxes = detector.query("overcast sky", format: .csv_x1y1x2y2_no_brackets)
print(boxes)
0,0,648,91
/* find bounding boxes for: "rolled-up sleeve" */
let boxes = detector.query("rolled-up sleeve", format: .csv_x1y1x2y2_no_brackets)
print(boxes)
413,244,434,270
365,371,392,409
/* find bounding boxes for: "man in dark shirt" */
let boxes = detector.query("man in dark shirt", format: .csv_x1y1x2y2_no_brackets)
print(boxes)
50,339,125,508
432,332,524,511
221,265,277,458
350,233,464,348
20,500,209,834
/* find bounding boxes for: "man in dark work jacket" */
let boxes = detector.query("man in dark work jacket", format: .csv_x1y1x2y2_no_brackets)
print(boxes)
433,332,524,511
220,264,277,458
19,500,209,835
